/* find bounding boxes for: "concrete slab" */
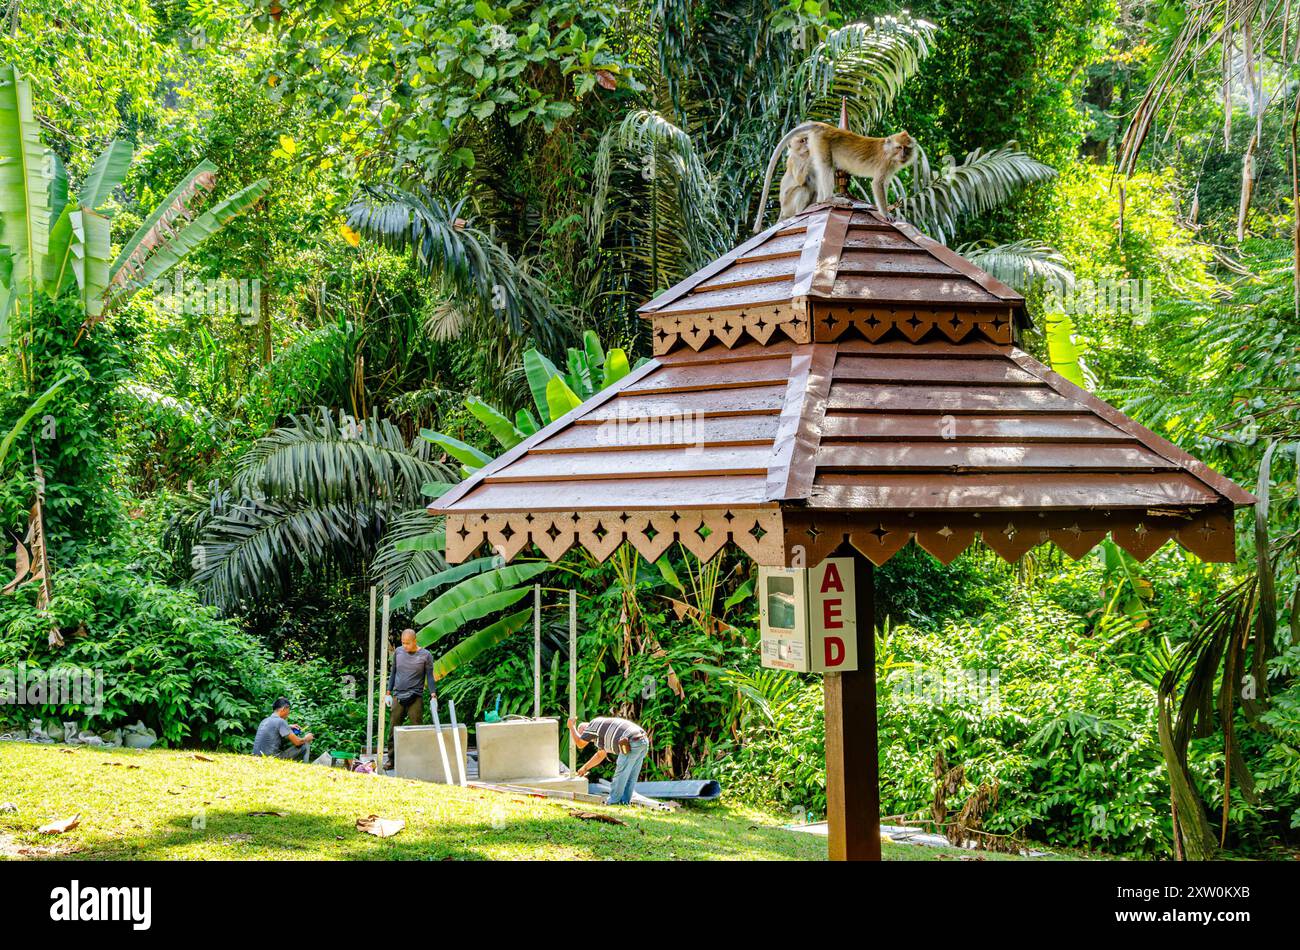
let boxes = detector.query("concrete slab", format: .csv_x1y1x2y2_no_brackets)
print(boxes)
476,718,560,782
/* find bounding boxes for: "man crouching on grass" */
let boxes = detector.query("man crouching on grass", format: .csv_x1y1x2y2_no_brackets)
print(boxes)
252,697,314,761
568,715,650,805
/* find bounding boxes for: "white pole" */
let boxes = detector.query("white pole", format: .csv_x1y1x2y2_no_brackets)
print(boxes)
448,699,467,787
430,697,454,785
365,586,376,755
533,584,541,719
568,588,577,775
376,593,390,771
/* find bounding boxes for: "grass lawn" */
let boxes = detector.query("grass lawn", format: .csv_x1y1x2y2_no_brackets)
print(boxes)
1,743,1037,861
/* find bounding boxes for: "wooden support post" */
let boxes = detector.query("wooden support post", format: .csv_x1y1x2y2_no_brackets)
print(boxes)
823,549,880,861
534,584,542,719
366,586,376,755
376,593,391,771
568,588,577,774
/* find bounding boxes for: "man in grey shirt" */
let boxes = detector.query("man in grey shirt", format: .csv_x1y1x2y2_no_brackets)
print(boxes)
384,628,437,769
252,697,314,760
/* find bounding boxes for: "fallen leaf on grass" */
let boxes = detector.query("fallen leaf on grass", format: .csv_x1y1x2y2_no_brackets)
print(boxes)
247,811,286,818
0,802,16,813
571,811,625,826
58,748,76,754
100,762,140,770
192,754,215,762
38,815,80,835
223,833,252,843
356,815,405,838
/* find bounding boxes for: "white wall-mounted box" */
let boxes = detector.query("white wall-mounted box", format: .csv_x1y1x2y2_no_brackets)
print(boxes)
758,557,858,673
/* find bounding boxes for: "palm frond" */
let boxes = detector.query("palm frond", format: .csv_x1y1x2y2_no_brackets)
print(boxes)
344,184,570,352
959,240,1075,295
234,407,448,508
192,498,382,610
791,15,938,131
898,146,1057,243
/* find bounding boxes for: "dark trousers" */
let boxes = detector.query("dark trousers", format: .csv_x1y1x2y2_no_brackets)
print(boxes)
385,695,423,767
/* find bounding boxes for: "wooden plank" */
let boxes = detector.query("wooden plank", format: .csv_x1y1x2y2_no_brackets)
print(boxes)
695,256,800,291
809,471,1223,510
820,412,1132,442
637,217,788,314
536,414,780,452
1005,348,1258,507
815,441,1178,471
828,383,1082,413
624,357,791,394
830,337,1010,358
830,274,1005,304
451,475,775,510
655,280,795,315
834,355,1040,385
586,386,787,421
836,251,958,276
431,357,662,513
738,231,809,259
840,230,925,252
486,444,773,482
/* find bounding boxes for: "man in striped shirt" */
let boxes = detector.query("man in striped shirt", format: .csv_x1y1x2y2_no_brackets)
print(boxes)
568,715,650,805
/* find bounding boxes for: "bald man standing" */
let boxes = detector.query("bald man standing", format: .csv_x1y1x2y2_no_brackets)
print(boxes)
384,628,436,770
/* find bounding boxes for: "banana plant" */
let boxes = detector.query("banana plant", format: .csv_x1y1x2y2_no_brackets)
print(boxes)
423,330,633,475
0,65,269,340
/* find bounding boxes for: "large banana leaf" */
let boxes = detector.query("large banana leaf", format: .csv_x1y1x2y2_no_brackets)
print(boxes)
413,561,550,638
465,396,523,450
418,587,532,644
46,139,132,294
420,428,493,470
545,374,582,421
390,556,500,611
432,607,533,679
523,348,562,423
107,178,269,306
70,208,112,321
0,65,56,298
109,159,218,285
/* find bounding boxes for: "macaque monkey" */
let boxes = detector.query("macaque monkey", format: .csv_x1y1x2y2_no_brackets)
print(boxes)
753,123,918,232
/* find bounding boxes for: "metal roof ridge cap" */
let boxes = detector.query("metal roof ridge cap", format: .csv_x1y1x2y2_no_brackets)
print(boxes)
1005,347,1258,506
429,356,664,512
766,343,836,502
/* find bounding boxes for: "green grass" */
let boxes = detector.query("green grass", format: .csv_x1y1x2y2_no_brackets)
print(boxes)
0,743,1041,860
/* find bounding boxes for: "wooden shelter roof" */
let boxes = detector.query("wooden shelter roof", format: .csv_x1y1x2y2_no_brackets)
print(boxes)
431,200,1253,568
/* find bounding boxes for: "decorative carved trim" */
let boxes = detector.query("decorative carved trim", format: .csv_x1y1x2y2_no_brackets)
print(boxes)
813,305,1014,345
651,305,809,355
445,507,785,565
782,508,1236,568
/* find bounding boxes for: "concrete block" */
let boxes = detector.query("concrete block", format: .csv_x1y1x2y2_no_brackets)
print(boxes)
394,725,468,783
476,718,560,782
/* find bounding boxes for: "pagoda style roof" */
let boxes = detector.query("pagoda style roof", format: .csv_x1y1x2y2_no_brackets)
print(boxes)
432,200,1253,568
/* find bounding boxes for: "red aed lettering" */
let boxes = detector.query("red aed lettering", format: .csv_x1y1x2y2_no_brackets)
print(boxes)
820,562,844,593
822,599,843,629
823,636,845,666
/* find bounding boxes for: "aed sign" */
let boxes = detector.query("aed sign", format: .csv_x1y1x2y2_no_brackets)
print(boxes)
758,557,858,673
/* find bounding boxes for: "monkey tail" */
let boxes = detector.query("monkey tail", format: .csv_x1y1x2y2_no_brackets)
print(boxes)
752,122,816,234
